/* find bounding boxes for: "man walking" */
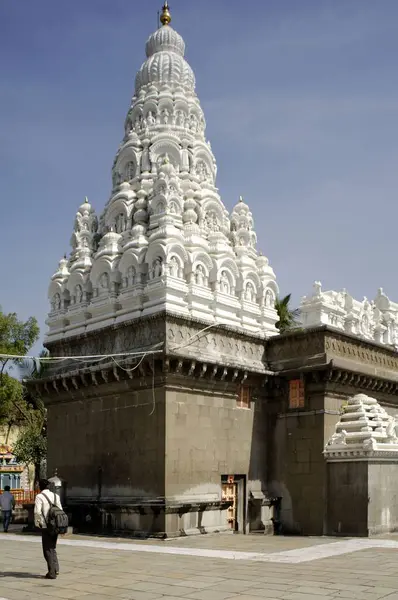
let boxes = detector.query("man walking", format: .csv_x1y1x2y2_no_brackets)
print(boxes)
34,479,62,579
0,485,15,532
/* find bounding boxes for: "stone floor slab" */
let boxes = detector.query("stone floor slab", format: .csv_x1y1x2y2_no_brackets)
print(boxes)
3,532,398,599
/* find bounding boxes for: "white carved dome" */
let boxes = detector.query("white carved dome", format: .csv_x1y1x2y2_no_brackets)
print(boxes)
135,52,195,93
52,256,69,280
135,24,195,93
232,196,250,216
77,197,95,215
145,25,185,58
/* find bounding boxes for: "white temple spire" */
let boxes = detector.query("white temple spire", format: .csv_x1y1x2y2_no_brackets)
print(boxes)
46,8,279,341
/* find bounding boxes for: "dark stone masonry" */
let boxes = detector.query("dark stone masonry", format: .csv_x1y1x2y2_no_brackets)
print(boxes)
32,315,398,537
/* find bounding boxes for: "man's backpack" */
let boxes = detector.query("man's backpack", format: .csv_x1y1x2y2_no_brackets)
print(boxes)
43,492,69,535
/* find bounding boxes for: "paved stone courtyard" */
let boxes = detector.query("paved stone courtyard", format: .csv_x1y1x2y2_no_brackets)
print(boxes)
2,531,398,600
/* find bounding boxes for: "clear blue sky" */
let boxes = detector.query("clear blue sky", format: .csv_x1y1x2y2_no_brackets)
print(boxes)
1,0,398,349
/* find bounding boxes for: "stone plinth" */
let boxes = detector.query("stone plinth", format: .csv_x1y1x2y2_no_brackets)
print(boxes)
324,393,398,536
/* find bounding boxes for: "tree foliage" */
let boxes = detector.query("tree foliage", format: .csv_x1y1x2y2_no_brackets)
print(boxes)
0,375,28,428
0,307,40,425
0,308,44,484
13,421,47,485
0,309,39,364
15,352,48,485
275,294,300,333
0,374,23,423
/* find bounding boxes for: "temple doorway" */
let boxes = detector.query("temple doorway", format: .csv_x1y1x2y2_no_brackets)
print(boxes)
221,474,246,533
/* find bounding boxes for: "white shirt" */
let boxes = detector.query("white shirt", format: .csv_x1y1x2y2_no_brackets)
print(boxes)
0,491,15,511
34,489,63,528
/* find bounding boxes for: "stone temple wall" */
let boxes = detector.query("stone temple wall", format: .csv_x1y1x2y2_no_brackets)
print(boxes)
38,313,273,537
35,320,398,537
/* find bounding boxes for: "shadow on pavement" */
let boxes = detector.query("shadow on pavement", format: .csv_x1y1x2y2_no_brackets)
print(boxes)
0,571,44,579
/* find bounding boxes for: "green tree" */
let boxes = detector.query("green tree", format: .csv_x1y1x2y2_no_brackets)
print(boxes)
275,294,300,333
13,416,47,487
0,373,23,425
0,309,39,371
0,307,40,422
14,351,49,486
0,308,42,482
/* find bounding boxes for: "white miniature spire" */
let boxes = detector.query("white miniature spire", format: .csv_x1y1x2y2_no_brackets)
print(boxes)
51,256,69,281
324,394,398,459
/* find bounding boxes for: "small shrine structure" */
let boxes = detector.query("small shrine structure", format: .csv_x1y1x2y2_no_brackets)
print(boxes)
324,394,398,536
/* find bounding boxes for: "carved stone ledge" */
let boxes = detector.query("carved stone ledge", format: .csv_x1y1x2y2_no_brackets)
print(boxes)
36,351,262,401
268,326,398,378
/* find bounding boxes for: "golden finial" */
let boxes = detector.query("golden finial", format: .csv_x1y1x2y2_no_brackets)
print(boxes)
160,1,171,26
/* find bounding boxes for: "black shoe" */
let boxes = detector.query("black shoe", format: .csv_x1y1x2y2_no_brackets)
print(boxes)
45,573,57,579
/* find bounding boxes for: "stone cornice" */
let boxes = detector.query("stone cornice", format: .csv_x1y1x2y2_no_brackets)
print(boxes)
272,324,395,351
37,321,398,401
32,352,267,403
267,326,398,381
45,311,167,354
46,310,270,353
165,315,269,374
41,312,271,383
325,452,398,462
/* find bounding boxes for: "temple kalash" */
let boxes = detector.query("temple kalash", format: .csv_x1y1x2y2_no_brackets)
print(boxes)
33,3,398,538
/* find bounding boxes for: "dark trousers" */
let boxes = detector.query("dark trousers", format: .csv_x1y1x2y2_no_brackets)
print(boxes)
2,510,12,532
42,529,59,576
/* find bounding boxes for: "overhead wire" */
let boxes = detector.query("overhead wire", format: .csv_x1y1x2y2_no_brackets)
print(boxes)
0,344,164,363
170,321,231,351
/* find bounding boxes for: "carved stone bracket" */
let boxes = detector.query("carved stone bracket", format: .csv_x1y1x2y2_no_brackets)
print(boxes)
200,364,207,378
210,366,218,380
188,361,196,377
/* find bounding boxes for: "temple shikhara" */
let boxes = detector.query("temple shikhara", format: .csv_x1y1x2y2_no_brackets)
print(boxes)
46,0,278,342
36,3,398,538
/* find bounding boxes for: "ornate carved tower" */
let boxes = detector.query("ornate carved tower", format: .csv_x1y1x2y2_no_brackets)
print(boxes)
41,4,278,537
46,3,279,341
